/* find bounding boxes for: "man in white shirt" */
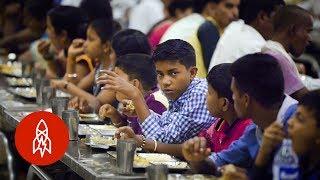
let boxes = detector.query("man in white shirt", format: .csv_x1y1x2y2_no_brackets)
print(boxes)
128,0,164,34
160,13,205,43
159,0,216,43
262,5,313,100
60,0,82,7
208,0,285,70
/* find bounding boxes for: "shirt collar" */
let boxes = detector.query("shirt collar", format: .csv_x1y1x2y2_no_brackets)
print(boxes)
263,40,293,61
168,78,200,109
276,94,298,124
206,17,223,34
144,86,158,100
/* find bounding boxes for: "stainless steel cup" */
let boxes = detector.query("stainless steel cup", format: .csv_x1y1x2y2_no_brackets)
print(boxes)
35,79,50,105
42,86,56,108
61,109,79,141
116,139,136,175
21,61,34,77
21,62,27,78
51,97,69,117
146,165,168,180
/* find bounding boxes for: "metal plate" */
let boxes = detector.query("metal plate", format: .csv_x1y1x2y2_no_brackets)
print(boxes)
108,152,190,170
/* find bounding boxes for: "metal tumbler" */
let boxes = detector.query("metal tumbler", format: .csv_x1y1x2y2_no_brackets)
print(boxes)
51,97,69,118
146,165,168,180
42,86,56,108
116,139,137,175
35,79,50,105
61,109,79,141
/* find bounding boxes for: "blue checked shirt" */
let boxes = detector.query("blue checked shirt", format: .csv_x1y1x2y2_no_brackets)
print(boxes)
141,78,216,144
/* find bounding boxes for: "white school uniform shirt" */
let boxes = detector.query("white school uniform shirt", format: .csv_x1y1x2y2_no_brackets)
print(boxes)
60,0,82,7
208,20,266,71
160,13,205,43
128,0,164,34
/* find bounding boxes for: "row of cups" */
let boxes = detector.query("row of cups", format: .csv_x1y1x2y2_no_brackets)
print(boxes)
33,78,169,179
34,78,80,141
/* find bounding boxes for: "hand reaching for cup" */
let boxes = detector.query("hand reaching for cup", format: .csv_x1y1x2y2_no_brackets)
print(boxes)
68,96,93,113
114,126,143,146
68,96,80,110
50,79,67,90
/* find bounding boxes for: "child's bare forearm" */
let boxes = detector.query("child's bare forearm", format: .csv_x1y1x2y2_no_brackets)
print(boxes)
131,90,151,123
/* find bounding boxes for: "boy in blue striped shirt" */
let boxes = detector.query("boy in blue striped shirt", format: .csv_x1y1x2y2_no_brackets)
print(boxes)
99,39,216,143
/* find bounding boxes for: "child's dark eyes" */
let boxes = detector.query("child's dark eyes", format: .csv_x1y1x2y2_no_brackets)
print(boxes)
170,72,178,76
157,73,164,78
225,3,234,9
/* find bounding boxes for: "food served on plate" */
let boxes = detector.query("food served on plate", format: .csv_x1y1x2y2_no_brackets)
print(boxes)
89,135,117,146
79,113,99,118
134,155,151,166
6,77,32,86
9,87,36,98
88,125,117,131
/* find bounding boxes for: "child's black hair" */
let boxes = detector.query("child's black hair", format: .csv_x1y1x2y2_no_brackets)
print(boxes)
47,6,88,40
207,63,233,103
300,90,320,128
89,18,115,43
168,0,193,17
80,0,113,21
112,29,151,57
25,0,54,21
115,53,157,91
230,53,284,108
152,39,195,68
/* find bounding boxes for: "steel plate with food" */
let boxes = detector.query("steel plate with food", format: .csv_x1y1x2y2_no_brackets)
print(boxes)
108,152,190,170
88,124,117,136
79,113,105,123
6,77,32,87
82,135,117,149
78,124,117,136
8,87,36,99
0,63,22,77
8,87,70,99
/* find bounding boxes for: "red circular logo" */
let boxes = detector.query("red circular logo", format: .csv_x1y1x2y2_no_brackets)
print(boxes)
15,111,69,166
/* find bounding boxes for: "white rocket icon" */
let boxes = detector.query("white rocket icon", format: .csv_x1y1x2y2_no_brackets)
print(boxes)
32,119,52,158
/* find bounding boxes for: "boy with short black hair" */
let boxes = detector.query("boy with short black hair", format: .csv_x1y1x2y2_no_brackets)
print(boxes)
99,53,168,134
98,39,215,143
252,90,320,179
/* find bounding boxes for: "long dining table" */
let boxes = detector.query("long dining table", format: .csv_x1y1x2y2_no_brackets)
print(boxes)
0,75,217,180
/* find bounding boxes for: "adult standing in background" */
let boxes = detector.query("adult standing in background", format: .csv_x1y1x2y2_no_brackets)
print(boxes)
208,0,285,70
128,0,164,34
148,0,194,50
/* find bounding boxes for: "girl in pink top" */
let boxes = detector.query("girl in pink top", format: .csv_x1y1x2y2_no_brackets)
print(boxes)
147,0,193,49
